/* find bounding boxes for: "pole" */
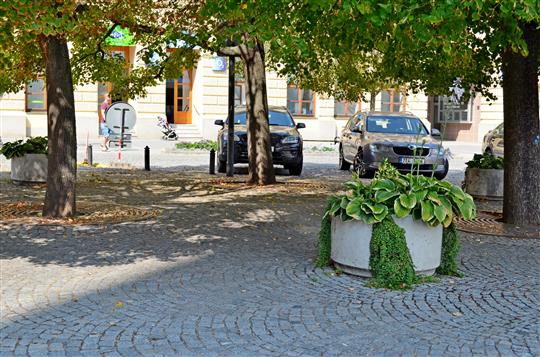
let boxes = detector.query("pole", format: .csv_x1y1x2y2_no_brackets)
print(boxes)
209,148,215,175
86,145,93,166
118,108,128,161
226,55,235,177
144,146,150,171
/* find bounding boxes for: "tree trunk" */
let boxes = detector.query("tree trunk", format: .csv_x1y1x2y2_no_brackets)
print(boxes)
41,37,77,217
240,41,276,185
369,91,377,111
501,22,540,225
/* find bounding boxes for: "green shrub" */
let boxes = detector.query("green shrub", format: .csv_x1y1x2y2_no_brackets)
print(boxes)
0,136,48,159
466,153,504,169
175,140,218,151
436,223,462,276
369,218,416,290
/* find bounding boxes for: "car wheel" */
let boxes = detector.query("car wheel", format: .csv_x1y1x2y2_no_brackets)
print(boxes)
217,160,227,173
339,146,351,170
288,160,303,176
434,159,449,180
353,151,372,178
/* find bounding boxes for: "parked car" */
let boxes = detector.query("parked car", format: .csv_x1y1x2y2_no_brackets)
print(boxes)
214,106,305,175
481,123,504,157
337,112,449,179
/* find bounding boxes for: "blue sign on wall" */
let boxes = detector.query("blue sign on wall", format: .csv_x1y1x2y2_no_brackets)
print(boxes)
213,57,227,71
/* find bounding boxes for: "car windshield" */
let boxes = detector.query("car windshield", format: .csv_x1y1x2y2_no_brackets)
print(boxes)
366,116,428,135
234,111,295,127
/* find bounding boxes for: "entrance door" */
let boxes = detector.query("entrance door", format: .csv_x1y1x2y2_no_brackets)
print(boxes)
173,70,193,124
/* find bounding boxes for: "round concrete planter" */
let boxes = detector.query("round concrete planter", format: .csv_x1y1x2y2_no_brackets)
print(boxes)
464,168,503,200
331,216,442,277
11,154,48,183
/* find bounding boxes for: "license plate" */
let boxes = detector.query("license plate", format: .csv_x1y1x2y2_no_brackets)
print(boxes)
399,157,425,164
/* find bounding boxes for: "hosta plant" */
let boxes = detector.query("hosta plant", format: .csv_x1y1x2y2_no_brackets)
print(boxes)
466,153,504,170
0,136,48,159
317,160,476,289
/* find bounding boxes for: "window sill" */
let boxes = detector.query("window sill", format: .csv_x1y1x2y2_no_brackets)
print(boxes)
292,114,316,119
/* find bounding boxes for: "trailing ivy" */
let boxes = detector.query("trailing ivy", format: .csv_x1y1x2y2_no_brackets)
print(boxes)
436,223,462,276
315,200,333,268
368,218,415,290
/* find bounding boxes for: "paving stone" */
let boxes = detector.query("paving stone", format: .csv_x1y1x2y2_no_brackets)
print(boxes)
1,168,538,356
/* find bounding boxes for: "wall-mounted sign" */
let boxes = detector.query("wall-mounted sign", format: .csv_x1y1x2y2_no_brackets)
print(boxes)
213,57,227,71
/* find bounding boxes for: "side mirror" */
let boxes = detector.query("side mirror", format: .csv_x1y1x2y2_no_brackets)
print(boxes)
296,123,306,129
214,119,224,126
431,128,441,137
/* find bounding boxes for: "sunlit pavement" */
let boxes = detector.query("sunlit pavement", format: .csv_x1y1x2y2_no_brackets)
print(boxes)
2,144,538,357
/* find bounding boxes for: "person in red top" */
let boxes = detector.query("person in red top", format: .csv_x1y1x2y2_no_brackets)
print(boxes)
98,93,112,151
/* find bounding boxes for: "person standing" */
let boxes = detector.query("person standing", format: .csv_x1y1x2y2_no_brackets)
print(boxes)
98,93,112,151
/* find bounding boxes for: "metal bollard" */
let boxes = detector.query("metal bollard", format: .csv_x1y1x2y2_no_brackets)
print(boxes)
86,145,93,166
209,148,215,175
144,146,150,171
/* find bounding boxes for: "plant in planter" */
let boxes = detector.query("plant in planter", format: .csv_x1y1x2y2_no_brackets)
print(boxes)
0,136,48,183
463,153,504,200
316,161,476,289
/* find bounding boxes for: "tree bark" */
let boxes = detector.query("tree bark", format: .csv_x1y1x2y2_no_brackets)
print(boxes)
369,91,377,111
501,22,540,225
240,40,276,185
41,37,77,217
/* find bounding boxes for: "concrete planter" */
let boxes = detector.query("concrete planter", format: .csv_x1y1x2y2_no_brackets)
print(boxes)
11,154,48,183
331,216,442,277
464,168,503,200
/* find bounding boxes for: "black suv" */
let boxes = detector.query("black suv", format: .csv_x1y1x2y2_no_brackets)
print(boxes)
338,112,449,179
214,106,305,175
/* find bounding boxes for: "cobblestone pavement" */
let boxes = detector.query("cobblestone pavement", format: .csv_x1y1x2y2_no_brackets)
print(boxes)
1,166,539,356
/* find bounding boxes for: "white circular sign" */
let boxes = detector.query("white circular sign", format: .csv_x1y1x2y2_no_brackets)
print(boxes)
105,102,137,133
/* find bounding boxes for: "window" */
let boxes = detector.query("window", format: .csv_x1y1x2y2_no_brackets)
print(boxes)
433,96,471,123
287,84,314,116
25,78,46,112
234,75,245,106
165,69,193,124
334,100,358,117
381,90,405,112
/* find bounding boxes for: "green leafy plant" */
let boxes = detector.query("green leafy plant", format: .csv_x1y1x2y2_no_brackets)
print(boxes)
368,218,415,290
436,223,462,277
0,137,48,159
327,161,476,228
316,161,475,289
466,153,504,169
175,140,218,151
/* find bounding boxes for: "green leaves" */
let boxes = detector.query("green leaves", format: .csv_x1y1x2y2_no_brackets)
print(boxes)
325,165,477,227
0,136,48,159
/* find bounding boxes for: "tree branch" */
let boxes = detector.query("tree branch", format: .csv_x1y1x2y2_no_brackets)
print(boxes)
218,46,242,56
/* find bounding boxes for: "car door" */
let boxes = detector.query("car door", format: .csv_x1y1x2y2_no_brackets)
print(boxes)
346,113,364,161
492,124,504,157
341,115,356,161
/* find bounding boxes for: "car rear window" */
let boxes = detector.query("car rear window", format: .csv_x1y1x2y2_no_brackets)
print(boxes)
366,116,428,135
234,111,295,127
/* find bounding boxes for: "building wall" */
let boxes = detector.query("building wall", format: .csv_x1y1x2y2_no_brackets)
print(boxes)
1,49,520,144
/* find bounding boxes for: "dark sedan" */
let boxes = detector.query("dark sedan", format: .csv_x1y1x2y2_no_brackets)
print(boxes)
338,112,449,179
214,106,305,175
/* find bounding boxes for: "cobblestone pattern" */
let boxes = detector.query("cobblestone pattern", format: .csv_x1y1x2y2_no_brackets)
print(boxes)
1,173,539,356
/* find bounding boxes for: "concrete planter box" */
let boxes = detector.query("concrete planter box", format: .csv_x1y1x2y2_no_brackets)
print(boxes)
331,216,442,277
464,168,503,200
11,154,48,183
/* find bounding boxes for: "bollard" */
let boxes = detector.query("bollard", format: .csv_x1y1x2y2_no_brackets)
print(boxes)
86,145,93,166
209,148,215,175
144,146,150,171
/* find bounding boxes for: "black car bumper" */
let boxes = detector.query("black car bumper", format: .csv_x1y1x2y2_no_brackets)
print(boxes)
218,142,302,166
